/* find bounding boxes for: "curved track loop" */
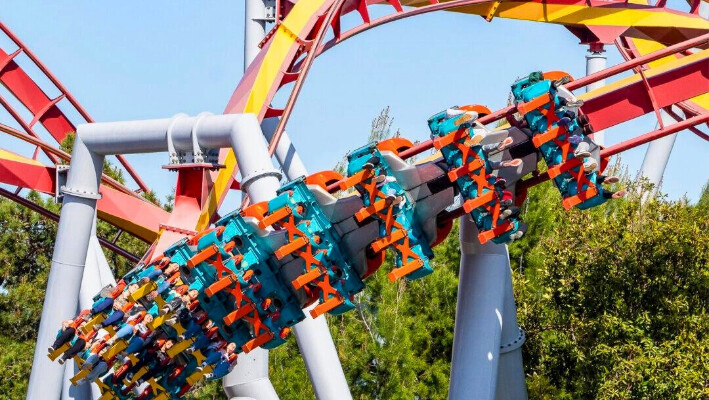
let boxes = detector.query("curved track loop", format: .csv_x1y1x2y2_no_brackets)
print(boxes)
192,0,707,242
0,23,169,245
0,22,149,193
1,1,707,260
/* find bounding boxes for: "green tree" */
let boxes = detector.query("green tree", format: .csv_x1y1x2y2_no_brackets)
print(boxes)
513,176,709,400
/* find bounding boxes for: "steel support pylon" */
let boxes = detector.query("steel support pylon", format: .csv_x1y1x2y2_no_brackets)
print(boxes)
448,216,527,400
224,2,353,399
586,44,607,146
637,109,680,198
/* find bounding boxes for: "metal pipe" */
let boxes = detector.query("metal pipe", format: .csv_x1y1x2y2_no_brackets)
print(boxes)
0,21,150,193
238,2,352,397
262,118,307,180
227,3,282,398
502,112,708,198
494,251,527,400
222,111,281,400
27,113,270,400
636,4,708,199
448,216,527,400
396,33,709,162
0,186,140,261
244,0,267,71
61,220,103,400
251,120,353,400
637,109,680,197
586,45,607,146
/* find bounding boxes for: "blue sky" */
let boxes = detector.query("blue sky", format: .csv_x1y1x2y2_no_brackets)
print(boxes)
1,1,707,210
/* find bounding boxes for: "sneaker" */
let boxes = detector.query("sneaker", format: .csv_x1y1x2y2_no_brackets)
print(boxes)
363,156,380,170
511,222,528,240
463,133,485,147
501,159,522,168
557,116,572,127
574,142,591,159
552,76,571,88
445,108,465,119
568,134,583,145
453,111,478,127
602,175,620,184
611,189,627,199
583,157,598,172
498,137,514,151
564,99,584,108
501,206,520,220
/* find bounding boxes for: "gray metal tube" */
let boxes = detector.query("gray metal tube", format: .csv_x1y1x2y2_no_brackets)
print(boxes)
28,113,273,400
224,114,281,400
638,109,680,198
239,5,351,398
261,118,353,400
227,2,281,398
245,0,267,70
494,252,527,400
448,216,527,400
28,132,105,400
586,48,607,146
62,220,103,400
262,118,307,180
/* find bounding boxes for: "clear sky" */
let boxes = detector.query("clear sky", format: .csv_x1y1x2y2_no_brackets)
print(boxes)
1,1,707,212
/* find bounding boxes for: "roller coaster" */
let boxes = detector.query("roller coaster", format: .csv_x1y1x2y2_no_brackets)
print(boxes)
1,1,707,399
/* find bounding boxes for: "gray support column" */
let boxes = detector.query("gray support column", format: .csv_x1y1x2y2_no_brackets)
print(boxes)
586,44,607,146
62,221,103,400
244,0,267,71
27,113,272,400
262,118,353,400
223,114,281,400
28,135,105,400
238,2,353,397
448,216,527,400
262,118,307,180
637,109,681,197
230,8,283,397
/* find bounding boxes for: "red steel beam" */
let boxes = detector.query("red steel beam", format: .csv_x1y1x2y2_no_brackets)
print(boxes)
580,52,708,132
663,106,708,140
602,113,709,157
398,34,708,160
566,33,709,92
0,22,150,193
0,123,139,198
0,92,60,165
0,154,55,194
0,149,168,242
0,186,140,262
0,123,169,242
